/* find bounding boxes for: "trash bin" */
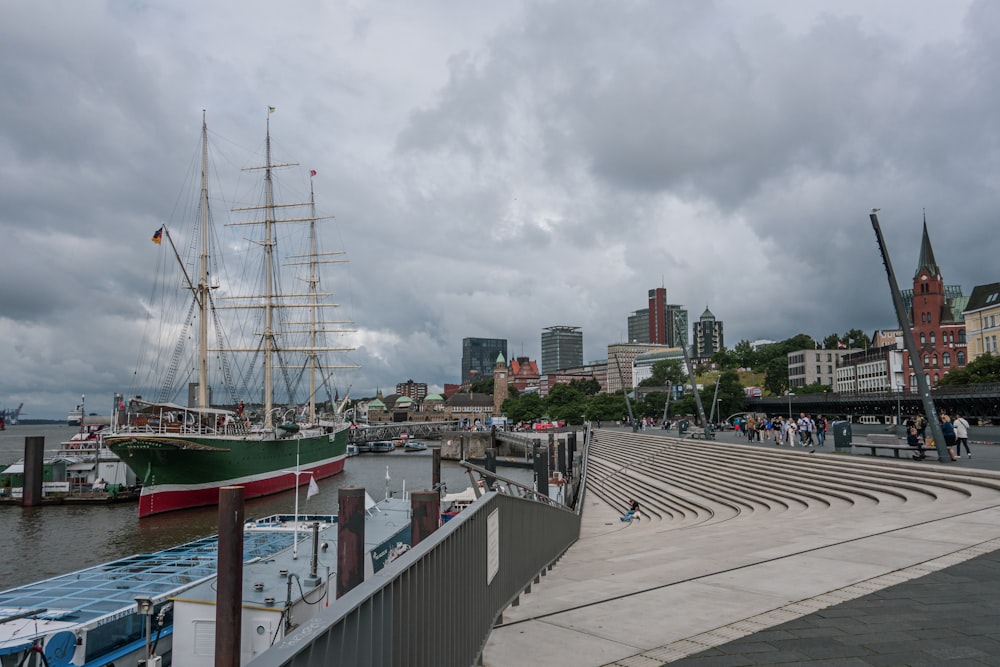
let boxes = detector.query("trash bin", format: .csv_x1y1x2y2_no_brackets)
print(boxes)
678,419,690,436
832,420,852,452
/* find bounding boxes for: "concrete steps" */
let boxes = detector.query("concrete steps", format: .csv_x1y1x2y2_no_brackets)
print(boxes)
587,430,983,530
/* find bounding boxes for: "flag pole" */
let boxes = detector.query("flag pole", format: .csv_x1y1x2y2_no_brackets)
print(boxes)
293,438,301,560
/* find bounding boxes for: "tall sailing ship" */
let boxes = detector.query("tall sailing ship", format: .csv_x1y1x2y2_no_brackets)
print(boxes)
105,112,357,517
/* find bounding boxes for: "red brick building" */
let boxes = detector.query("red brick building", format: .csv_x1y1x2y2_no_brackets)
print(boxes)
902,219,968,388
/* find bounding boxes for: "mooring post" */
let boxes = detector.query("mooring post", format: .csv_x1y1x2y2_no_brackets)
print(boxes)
22,436,44,507
534,446,549,499
337,487,366,598
485,448,497,490
432,446,442,492
567,431,576,476
411,490,441,546
557,437,567,475
216,486,245,667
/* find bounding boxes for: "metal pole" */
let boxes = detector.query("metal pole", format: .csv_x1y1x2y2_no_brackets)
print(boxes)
870,211,949,461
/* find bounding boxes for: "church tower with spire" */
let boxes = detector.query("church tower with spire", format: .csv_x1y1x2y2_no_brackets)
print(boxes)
903,214,967,388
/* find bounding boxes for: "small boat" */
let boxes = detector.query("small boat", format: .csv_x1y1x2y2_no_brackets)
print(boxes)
346,444,360,457
0,496,413,667
171,496,412,666
369,441,395,453
403,440,428,452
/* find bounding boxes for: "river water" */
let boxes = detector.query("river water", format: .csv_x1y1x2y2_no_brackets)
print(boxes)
0,424,525,590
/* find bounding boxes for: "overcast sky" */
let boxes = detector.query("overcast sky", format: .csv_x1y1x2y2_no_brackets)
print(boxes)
3,0,998,420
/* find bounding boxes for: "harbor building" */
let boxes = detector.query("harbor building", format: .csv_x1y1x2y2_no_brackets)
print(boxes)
461,337,508,384
788,348,860,389
835,346,905,394
395,379,428,401
962,282,1000,364
540,326,583,374
607,343,674,394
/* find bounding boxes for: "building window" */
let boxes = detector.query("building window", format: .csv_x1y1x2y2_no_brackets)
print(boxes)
924,354,930,366
920,333,926,345
943,352,951,366
933,354,938,366
930,332,936,344
958,351,966,365
959,329,966,343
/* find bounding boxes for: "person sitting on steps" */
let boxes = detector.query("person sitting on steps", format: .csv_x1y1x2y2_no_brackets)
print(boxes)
908,426,925,460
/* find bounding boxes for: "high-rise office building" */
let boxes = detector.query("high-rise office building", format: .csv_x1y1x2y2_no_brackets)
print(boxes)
627,309,649,344
648,288,688,348
693,307,724,358
461,337,508,383
541,326,584,374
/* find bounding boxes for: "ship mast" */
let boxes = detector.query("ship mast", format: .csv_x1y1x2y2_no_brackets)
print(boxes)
197,111,211,410
263,116,277,428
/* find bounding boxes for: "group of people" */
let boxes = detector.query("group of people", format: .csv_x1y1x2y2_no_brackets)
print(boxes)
733,413,828,447
906,411,972,461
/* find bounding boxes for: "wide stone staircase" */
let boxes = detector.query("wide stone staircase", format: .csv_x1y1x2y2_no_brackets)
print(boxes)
484,430,1000,666
587,429,1000,528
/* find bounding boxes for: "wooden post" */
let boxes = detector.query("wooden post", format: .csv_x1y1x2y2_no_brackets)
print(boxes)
337,487,366,598
216,486,245,667
411,490,440,546
22,436,44,507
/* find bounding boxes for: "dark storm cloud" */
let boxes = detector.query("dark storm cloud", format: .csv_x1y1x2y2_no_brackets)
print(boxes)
1,0,997,418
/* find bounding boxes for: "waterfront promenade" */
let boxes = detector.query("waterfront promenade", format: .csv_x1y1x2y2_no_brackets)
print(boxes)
483,428,1000,666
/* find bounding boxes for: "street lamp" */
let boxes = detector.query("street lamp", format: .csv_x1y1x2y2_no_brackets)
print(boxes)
786,391,795,419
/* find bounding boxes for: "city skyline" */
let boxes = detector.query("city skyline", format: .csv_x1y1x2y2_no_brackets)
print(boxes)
3,1,999,419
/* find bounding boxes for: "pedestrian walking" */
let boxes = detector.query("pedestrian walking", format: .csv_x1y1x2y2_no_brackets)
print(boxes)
815,415,827,447
940,414,958,461
953,412,971,458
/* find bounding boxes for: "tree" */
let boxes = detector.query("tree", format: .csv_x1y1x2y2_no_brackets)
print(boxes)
711,347,738,370
937,353,1000,386
470,376,494,394
502,392,545,424
584,392,627,421
843,328,868,350
638,359,686,387
822,333,841,350
568,378,601,396
733,340,757,369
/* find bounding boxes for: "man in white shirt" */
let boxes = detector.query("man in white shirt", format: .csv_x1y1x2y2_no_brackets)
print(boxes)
953,412,971,458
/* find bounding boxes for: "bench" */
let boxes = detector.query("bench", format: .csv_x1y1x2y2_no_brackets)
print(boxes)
851,433,924,458
687,431,716,440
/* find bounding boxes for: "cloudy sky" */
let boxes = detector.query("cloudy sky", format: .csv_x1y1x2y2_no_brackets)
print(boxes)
2,0,998,420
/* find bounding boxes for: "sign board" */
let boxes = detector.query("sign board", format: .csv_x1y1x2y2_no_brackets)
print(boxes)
486,508,500,585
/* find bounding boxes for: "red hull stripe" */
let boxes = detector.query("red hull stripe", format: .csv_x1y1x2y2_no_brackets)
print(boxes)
138,455,346,517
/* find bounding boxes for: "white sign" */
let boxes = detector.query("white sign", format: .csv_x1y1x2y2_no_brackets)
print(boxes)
486,508,500,585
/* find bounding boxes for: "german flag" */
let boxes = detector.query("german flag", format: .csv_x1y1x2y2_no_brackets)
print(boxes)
152,227,163,245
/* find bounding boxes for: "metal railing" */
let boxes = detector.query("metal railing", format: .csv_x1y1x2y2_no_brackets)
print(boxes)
248,427,592,667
